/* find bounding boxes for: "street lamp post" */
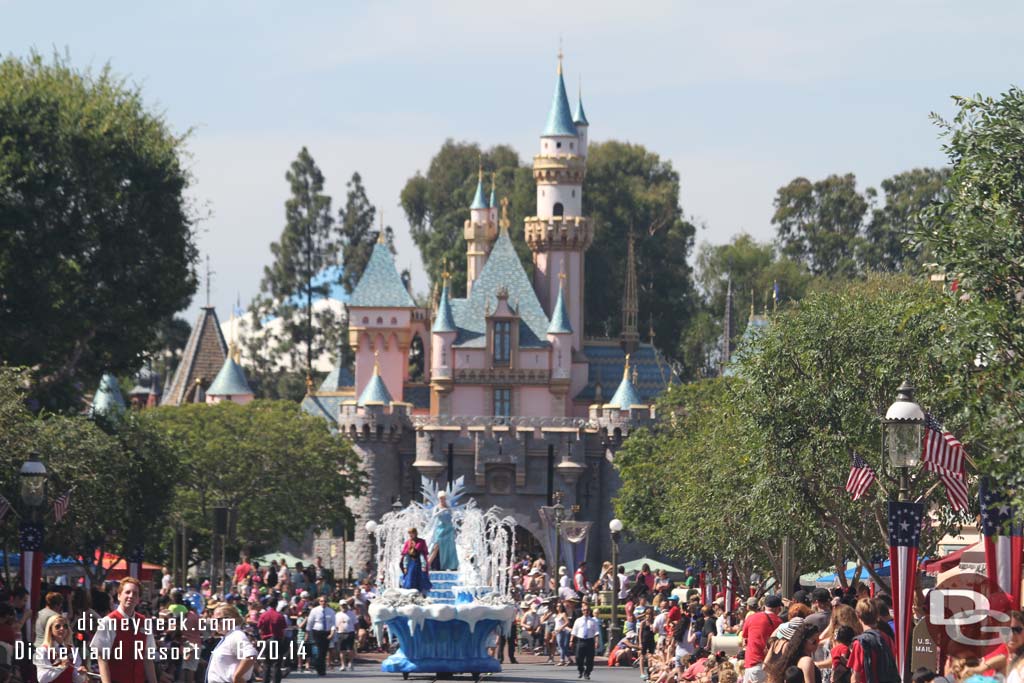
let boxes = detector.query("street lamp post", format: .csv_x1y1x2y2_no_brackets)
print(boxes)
19,453,48,642
882,380,925,683
608,518,623,653
552,492,565,594
883,380,924,502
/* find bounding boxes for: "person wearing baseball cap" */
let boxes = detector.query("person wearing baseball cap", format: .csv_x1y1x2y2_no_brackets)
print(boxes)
740,595,783,683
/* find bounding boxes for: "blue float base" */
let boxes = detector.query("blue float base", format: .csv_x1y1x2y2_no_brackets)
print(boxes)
377,606,504,675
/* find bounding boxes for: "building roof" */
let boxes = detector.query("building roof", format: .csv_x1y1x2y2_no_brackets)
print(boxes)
606,358,643,409
470,172,489,210
575,342,678,404
543,68,579,137
432,282,457,333
451,230,550,348
547,279,573,335
348,241,416,308
207,355,253,397
574,94,589,126
128,366,161,397
300,364,355,424
162,307,228,405
358,365,393,406
90,373,126,419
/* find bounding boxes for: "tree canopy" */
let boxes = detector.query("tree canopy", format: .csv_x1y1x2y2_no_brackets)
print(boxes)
919,88,1024,494
0,54,197,411
142,399,366,559
615,275,972,585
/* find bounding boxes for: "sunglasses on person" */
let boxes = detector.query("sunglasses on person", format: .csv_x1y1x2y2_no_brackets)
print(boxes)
1012,626,1024,634
53,624,68,630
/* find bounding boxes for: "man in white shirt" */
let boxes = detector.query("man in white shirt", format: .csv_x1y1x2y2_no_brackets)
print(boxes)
335,599,358,671
206,605,256,683
617,566,630,601
569,602,600,680
306,596,336,676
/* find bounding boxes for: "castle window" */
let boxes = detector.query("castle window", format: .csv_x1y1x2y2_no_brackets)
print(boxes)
553,202,564,217
572,189,576,197
493,320,512,365
377,316,383,325
493,387,511,417
570,142,574,150
556,141,562,149
362,316,369,324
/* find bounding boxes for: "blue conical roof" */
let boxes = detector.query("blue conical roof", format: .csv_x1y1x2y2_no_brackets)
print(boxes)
357,365,392,406
607,358,642,409
547,279,573,335
207,355,253,397
574,93,589,126
349,240,416,308
433,281,457,333
91,372,126,419
543,67,578,137
470,171,489,210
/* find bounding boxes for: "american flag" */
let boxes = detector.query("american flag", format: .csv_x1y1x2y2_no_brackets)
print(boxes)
53,489,71,522
923,414,969,511
845,452,876,500
980,477,1022,609
0,495,10,523
888,501,924,683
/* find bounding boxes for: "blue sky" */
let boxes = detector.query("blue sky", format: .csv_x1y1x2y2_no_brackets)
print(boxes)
3,1,1022,323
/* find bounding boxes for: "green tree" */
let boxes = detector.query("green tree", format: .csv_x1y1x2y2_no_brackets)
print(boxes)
0,367,180,583
583,141,698,368
0,54,197,411
695,233,812,348
862,168,950,272
338,171,390,294
772,174,870,277
734,275,970,584
400,140,533,296
252,147,339,381
143,400,366,558
615,378,834,583
919,88,1024,491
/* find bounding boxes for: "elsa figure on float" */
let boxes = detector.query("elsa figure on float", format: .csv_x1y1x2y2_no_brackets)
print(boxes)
429,491,459,571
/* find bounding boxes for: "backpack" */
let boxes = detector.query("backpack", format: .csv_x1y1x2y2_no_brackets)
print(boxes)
854,629,899,683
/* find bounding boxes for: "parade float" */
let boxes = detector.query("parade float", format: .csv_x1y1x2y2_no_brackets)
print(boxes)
367,477,517,680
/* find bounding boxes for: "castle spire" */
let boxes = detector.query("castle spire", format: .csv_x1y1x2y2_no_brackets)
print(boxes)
574,77,589,126
543,52,577,137
620,231,639,354
471,162,488,210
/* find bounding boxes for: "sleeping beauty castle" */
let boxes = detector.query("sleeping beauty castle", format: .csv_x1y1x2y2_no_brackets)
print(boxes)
302,56,678,575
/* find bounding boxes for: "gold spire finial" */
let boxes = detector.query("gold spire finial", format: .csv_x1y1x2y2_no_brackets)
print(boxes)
559,264,567,285
377,210,386,244
305,373,313,393
373,350,381,375
750,289,755,319
557,40,563,75
499,196,510,233
442,258,450,283
478,156,483,181
623,353,631,380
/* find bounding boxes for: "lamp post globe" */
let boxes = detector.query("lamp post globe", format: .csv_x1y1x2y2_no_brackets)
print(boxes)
883,380,924,501
609,518,623,534
19,453,48,511
365,521,378,534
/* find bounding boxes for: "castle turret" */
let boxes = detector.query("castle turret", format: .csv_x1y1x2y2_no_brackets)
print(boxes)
430,271,457,415
90,372,126,421
547,272,573,380
526,53,592,352
206,349,254,405
464,165,498,292
574,83,589,158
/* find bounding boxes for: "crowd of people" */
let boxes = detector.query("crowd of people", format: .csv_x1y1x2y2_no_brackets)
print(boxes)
2,554,1024,683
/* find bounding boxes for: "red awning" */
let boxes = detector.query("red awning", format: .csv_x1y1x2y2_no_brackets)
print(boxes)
922,542,980,574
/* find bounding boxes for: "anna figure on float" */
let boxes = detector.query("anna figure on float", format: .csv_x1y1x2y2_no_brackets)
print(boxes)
400,527,432,594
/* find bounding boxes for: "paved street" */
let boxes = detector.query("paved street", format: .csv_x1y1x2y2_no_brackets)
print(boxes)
283,658,632,683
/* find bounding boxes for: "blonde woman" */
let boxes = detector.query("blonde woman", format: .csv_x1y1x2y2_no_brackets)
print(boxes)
34,615,86,683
